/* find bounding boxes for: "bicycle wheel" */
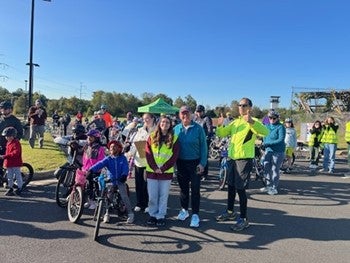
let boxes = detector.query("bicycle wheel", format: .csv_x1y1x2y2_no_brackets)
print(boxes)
218,166,227,190
55,174,71,208
20,163,34,189
93,199,103,241
67,186,84,223
209,141,219,159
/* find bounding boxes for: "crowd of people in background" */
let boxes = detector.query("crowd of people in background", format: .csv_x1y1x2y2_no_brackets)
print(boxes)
1,97,350,233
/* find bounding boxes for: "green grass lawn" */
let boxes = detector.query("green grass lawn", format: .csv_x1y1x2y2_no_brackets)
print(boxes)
21,132,67,172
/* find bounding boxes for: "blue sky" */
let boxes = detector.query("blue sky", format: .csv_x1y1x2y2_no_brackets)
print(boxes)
1,0,349,109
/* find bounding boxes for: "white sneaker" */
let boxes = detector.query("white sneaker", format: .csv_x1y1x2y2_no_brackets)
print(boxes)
260,186,271,193
177,209,189,221
134,206,141,212
84,200,96,210
103,214,110,223
127,213,134,224
268,188,278,195
144,207,149,213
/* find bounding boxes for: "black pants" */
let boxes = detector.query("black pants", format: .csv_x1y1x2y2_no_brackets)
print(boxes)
134,166,148,209
176,159,201,214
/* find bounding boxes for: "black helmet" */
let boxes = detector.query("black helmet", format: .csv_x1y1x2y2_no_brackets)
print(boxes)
2,127,17,137
0,101,13,110
195,105,205,112
72,124,85,135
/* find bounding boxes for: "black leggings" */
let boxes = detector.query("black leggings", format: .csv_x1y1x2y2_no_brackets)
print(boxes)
227,184,248,219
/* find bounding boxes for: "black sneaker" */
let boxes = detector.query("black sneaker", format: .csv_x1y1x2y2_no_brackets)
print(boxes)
15,188,22,195
146,216,157,226
156,218,166,227
5,188,15,196
215,210,237,222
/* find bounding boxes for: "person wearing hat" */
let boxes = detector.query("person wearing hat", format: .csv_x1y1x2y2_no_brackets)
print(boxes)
86,110,106,134
174,105,208,228
100,104,113,143
194,104,213,181
261,109,286,195
283,118,297,174
28,99,47,148
0,101,24,182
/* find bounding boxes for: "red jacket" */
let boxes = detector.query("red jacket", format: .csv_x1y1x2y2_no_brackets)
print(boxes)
3,139,23,168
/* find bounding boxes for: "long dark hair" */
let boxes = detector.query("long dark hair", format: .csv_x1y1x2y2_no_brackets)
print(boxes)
151,116,174,148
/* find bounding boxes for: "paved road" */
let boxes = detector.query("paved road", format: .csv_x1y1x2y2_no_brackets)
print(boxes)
1,158,349,263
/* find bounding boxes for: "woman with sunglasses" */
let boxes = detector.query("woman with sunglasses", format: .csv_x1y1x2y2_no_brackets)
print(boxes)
261,110,286,195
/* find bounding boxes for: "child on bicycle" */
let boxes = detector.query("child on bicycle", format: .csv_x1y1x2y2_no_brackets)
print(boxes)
88,140,134,224
0,127,23,196
284,118,297,174
82,129,105,209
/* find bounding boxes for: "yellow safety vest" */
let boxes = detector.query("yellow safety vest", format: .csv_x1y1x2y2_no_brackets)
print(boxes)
345,122,350,143
146,135,178,173
320,125,338,144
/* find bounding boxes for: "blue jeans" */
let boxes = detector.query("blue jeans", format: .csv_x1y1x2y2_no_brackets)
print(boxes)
263,151,285,189
323,143,337,172
147,179,172,219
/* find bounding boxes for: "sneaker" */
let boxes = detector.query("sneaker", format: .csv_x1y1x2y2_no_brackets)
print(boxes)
267,188,278,195
126,213,134,224
4,188,14,196
146,216,157,226
84,200,96,210
319,168,327,173
231,217,249,231
284,168,291,174
134,206,141,212
177,209,189,221
342,173,350,179
103,213,110,223
190,214,200,228
156,218,166,227
14,188,22,195
260,186,271,193
328,170,334,174
144,207,149,213
215,210,237,222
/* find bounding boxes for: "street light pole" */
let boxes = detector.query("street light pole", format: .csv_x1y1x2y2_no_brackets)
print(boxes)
27,0,35,108
27,0,51,108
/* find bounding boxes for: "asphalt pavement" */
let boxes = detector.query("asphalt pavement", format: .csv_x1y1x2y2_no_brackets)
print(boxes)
1,157,349,263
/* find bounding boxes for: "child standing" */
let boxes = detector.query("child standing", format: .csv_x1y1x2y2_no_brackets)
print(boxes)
88,140,134,224
0,127,23,196
284,118,297,174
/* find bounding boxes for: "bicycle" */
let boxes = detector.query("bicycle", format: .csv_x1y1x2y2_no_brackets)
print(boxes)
93,174,129,241
252,145,269,187
217,142,229,190
53,136,84,208
0,162,34,190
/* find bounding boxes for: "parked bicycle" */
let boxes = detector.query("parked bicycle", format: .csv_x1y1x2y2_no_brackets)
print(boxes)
93,174,129,241
217,139,229,190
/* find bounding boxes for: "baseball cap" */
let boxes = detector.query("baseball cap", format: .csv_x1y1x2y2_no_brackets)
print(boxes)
180,105,191,113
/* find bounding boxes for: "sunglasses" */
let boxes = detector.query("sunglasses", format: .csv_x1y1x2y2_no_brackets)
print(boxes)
269,117,277,120
238,104,249,108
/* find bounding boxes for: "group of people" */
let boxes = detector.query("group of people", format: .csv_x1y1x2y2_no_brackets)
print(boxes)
2,97,350,233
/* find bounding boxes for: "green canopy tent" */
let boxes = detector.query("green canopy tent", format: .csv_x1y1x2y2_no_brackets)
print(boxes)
137,98,179,114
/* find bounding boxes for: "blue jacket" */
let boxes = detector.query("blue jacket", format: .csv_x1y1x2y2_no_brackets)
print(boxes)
263,122,286,153
89,154,129,186
174,120,208,167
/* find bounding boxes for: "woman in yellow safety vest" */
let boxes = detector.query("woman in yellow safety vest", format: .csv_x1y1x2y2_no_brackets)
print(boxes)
320,117,338,173
145,115,179,227
308,120,323,169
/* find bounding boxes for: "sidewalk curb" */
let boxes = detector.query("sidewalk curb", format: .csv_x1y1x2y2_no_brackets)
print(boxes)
33,170,55,181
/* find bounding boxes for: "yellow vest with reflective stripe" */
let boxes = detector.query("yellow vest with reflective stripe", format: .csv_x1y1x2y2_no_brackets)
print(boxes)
321,125,338,144
146,135,178,173
345,122,350,142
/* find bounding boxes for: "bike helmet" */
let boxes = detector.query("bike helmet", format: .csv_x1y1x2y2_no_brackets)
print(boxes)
107,140,123,150
100,104,107,110
86,129,101,139
195,105,205,112
0,101,13,109
2,126,17,137
72,124,86,135
267,109,280,119
285,118,293,123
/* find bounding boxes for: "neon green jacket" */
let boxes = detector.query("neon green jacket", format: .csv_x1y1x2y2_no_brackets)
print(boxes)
216,117,269,160
345,122,350,143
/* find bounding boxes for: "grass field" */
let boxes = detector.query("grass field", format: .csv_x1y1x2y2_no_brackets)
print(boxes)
21,132,67,172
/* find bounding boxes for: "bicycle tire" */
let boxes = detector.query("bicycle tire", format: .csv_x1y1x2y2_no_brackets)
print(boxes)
93,199,103,241
55,174,71,208
67,186,84,223
21,163,34,189
218,166,227,190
